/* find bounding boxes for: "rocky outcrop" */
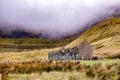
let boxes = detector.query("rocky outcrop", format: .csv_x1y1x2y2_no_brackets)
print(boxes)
48,40,93,60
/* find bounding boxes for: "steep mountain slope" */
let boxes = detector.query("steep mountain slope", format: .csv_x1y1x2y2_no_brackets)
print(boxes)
66,17,120,57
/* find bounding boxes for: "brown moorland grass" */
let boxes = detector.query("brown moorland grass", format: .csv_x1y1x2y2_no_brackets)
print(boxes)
66,17,120,48
0,59,119,80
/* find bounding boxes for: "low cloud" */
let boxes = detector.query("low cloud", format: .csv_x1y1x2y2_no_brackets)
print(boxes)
0,0,120,38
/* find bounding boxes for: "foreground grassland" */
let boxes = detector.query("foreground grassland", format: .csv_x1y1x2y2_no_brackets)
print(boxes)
6,72,87,80
0,59,119,80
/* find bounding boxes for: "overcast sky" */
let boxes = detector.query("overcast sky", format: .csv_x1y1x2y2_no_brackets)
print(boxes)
0,0,120,38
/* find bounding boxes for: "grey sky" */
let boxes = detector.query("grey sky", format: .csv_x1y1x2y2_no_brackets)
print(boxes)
0,0,120,38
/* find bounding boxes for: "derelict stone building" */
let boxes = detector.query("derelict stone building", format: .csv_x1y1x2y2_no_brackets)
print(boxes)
48,40,93,60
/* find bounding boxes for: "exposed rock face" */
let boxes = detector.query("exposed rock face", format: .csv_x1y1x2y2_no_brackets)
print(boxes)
48,40,93,60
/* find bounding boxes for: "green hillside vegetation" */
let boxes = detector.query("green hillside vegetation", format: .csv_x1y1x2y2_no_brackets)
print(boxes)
0,34,78,52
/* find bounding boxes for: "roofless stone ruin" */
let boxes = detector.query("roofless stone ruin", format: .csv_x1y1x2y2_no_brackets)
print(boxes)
48,40,93,60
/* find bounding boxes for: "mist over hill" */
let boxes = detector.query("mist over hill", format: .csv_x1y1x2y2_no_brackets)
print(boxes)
0,14,120,39
0,25,41,38
0,0,120,38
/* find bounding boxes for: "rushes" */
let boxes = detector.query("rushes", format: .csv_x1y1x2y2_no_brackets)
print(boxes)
0,60,81,74
0,60,119,80
86,62,120,80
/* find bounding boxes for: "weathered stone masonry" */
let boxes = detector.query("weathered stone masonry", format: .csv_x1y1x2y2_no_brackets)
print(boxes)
48,40,93,60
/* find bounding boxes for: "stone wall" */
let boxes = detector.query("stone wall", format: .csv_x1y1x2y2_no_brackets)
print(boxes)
48,40,93,60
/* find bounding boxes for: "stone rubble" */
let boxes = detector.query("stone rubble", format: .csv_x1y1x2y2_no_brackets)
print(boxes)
48,40,93,60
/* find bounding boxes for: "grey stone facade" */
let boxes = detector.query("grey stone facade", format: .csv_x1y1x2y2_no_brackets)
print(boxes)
48,40,93,60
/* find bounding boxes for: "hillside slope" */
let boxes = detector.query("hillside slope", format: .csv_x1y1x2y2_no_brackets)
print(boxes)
0,34,79,52
0,17,120,61
66,17,120,57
